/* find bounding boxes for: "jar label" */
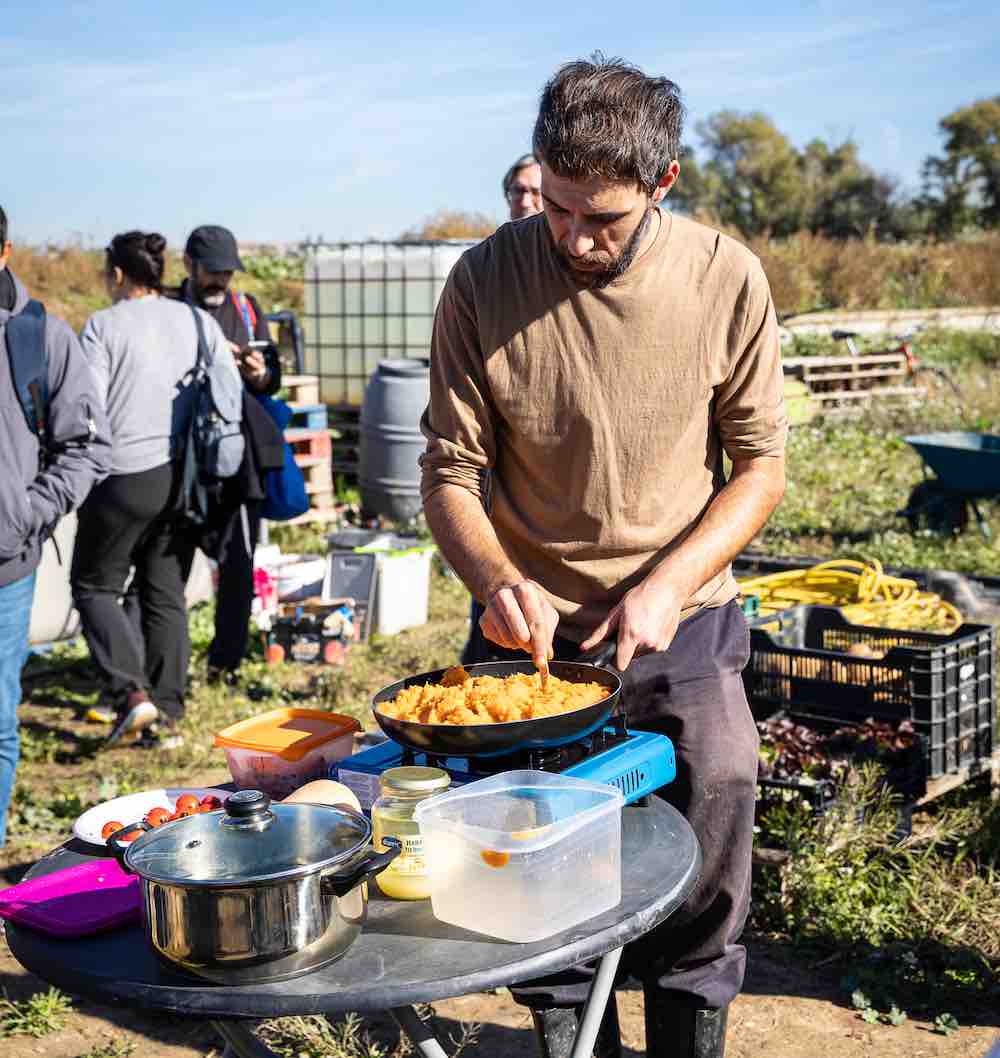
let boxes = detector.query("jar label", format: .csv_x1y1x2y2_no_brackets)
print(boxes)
387,833,426,875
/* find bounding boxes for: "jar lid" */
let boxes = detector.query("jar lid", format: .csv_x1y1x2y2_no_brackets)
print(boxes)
380,766,451,794
124,790,371,888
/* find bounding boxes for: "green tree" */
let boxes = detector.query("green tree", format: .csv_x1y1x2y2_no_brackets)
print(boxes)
923,96,1000,234
692,111,806,237
799,138,901,239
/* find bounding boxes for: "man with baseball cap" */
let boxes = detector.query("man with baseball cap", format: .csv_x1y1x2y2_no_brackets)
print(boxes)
175,225,282,684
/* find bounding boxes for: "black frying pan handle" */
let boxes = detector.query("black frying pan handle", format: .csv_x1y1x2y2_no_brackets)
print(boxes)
575,640,619,671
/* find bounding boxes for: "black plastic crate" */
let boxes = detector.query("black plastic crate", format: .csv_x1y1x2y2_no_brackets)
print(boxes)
746,606,996,778
755,710,925,846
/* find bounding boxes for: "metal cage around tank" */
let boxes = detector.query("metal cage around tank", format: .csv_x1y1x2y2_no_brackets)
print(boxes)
302,240,476,410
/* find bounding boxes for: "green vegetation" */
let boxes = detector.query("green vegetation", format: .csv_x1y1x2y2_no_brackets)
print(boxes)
0,987,74,1038
675,96,1000,241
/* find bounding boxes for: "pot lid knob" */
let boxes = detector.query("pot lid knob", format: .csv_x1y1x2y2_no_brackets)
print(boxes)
224,789,272,820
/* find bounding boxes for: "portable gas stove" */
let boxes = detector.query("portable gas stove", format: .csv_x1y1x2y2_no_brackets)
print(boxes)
334,721,676,812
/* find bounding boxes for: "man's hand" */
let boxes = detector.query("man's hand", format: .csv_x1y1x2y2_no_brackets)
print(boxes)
580,579,686,671
479,580,558,672
237,347,269,389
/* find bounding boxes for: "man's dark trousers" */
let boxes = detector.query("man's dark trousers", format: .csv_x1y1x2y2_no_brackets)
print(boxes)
461,599,759,1011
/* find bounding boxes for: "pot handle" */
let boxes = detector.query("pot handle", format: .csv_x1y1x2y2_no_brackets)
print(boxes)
104,820,152,871
321,836,402,898
575,640,619,671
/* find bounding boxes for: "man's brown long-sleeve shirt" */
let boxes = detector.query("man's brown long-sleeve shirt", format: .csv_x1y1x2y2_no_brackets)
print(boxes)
420,210,787,642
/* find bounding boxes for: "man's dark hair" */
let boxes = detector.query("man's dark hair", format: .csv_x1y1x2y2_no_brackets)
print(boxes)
0,205,7,246
533,55,684,195
105,231,167,291
502,153,538,200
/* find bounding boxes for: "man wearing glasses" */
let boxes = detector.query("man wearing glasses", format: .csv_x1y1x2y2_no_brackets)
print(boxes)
502,153,543,220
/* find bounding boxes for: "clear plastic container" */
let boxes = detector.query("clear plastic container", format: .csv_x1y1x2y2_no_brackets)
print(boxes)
413,770,624,942
213,708,360,799
371,767,451,900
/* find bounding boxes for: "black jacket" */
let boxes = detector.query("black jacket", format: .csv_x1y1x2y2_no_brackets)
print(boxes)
197,391,286,562
174,280,282,397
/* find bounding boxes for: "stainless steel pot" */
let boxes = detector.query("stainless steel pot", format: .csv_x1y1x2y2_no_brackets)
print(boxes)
107,789,400,984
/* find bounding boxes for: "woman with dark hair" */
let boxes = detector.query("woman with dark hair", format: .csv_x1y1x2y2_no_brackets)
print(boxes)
72,231,239,748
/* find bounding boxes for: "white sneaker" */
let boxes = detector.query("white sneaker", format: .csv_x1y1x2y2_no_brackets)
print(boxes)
105,697,159,747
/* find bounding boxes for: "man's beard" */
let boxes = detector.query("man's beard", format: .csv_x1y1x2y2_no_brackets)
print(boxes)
554,204,653,290
198,286,227,308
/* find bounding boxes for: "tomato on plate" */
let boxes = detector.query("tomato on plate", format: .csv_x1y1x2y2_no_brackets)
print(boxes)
101,820,124,840
199,794,222,810
145,806,172,827
174,793,200,814
119,829,143,842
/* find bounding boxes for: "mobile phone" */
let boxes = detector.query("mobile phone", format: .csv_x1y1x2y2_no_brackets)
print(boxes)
245,340,270,351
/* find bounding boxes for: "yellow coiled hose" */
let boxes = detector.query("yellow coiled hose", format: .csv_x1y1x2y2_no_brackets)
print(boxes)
738,558,963,634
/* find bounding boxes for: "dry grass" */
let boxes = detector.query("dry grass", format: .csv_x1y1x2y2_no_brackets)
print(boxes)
10,229,1000,333
748,231,1000,316
7,245,304,332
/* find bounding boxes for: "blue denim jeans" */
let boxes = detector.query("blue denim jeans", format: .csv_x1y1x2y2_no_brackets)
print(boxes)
0,572,36,848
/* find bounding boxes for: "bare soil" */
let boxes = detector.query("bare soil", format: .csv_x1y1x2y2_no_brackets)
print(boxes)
1,927,996,1058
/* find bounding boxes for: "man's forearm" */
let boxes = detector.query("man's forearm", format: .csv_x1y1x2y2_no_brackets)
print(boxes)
424,485,523,604
646,455,786,601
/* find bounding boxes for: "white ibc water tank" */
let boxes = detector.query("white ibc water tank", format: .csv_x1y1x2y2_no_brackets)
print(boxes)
303,240,475,407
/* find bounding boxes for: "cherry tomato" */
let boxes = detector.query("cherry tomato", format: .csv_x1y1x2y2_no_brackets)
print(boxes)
199,794,222,810
119,829,143,842
174,793,200,814
175,808,196,818
101,820,124,840
196,803,214,813
145,806,171,828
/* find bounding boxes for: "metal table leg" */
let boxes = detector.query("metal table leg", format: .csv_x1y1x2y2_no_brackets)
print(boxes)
390,1005,451,1058
212,1020,280,1058
570,947,624,1058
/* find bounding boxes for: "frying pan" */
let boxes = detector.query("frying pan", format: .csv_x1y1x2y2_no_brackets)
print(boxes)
371,642,622,758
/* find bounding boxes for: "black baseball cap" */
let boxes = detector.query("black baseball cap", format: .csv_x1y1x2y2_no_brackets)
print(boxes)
185,225,244,272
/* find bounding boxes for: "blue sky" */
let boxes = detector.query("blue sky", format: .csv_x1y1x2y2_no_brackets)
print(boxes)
3,1,997,246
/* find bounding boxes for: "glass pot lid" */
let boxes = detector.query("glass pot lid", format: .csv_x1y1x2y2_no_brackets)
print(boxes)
124,790,371,887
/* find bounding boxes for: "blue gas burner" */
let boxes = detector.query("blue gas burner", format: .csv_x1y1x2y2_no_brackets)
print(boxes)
334,727,676,812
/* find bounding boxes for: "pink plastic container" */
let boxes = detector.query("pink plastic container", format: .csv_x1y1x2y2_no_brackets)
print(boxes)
0,859,141,937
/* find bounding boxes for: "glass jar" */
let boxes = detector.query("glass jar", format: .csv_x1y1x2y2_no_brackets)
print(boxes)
371,766,451,900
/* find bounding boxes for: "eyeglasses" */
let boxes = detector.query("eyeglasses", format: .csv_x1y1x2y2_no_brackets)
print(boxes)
506,184,543,202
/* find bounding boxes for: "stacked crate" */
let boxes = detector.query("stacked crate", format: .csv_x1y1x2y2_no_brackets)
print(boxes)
745,605,997,784
282,375,336,521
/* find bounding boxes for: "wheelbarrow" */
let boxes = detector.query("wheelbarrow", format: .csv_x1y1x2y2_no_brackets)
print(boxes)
899,431,1000,536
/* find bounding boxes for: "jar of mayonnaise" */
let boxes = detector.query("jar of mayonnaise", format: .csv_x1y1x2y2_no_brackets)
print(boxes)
371,766,451,900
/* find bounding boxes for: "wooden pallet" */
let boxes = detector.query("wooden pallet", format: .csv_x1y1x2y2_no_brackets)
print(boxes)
783,353,924,414
286,428,332,460
916,748,1000,806
283,374,320,405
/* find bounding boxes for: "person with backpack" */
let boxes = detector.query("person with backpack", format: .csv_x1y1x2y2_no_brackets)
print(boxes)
72,231,241,748
0,204,111,845
173,224,283,685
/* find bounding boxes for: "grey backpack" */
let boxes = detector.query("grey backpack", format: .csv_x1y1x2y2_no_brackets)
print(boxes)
176,306,244,528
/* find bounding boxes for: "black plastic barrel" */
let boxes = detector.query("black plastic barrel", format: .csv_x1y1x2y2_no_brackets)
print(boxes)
359,359,430,523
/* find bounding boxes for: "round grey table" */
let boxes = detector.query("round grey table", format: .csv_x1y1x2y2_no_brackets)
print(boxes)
7,800,700,1058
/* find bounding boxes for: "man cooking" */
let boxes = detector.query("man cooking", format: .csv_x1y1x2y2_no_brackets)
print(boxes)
420,57,787,1058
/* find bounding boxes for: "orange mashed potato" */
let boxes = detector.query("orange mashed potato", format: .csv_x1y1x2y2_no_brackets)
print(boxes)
378,666,611,725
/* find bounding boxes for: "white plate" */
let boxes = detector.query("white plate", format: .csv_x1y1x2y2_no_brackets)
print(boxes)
73,787,231,847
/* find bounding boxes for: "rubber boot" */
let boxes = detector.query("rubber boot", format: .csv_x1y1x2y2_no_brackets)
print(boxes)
643,984,729,1058
529,999,623,1058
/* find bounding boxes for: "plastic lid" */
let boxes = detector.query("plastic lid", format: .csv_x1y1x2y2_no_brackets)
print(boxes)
380,766,451,794
213,708,360,762
124,791,370,886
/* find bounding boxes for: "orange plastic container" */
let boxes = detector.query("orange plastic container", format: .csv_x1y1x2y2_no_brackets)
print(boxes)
214,708,361,798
